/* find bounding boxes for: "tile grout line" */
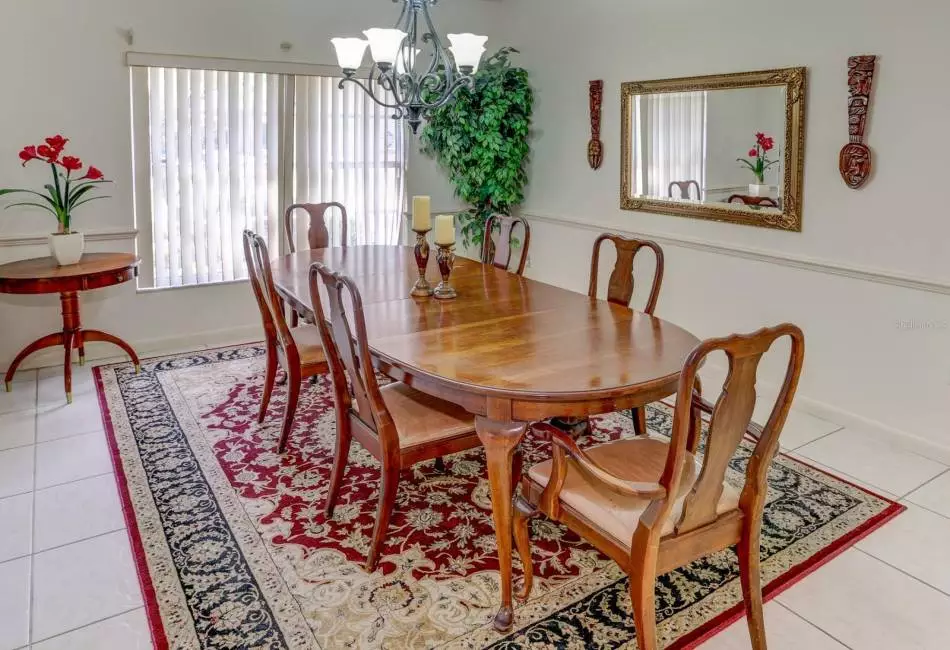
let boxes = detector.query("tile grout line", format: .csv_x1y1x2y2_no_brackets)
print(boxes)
775,600,855,649
28,371,39,646
33,526,129,558
786,425,844,452
899,498,950,521
853,547,950,599
902,466,950,500
0,425,106,453
28,604,145,647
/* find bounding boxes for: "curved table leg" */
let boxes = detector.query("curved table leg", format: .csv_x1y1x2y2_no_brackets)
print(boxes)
81,330,141,373
476,416,528,632
4,332,65,392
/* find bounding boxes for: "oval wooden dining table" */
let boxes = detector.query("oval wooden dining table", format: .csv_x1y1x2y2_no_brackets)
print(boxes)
272,245,701,631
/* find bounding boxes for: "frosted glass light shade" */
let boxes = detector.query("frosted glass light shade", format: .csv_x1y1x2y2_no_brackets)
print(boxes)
395,47,421,75
448,33,488,72
364,28,407,66
331,38,369,72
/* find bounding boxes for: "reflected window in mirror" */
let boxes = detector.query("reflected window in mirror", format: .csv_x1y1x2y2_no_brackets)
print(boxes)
621,68,806,231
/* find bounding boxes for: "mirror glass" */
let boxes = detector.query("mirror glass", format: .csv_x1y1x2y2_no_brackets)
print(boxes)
620,68,805,231
627,86,786,213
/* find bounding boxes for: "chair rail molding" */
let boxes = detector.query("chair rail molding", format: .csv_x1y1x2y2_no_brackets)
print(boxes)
522,212,950,296
0,228,138,248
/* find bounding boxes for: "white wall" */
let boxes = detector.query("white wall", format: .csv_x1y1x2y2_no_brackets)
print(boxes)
705,86,786,193
481,0,950,455
0,0,501,367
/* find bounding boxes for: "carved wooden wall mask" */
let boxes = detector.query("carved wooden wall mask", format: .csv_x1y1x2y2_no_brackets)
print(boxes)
839,55,877,189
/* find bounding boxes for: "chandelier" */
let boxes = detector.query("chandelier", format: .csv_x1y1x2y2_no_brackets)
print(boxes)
331,0,488,134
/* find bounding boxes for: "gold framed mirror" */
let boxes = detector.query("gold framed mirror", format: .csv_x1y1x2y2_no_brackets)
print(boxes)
620,67,806,231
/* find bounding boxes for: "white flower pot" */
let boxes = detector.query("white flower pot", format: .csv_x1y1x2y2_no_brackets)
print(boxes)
48,232,85,266
748,183,771,197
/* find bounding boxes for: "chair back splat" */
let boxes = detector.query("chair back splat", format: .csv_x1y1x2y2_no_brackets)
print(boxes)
588,233,665,314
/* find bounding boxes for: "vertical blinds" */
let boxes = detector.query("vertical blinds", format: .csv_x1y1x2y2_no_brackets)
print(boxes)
141,66,406,289
634,91,707,199
293,77,406,250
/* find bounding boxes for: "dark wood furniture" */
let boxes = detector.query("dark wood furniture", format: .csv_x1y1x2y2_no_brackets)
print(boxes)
514,324,805,649
482,215,530,276
309,263,482,571
243,231,328,452
554,234,666,437
271,245,700,630
840,55,877,190
282,202,349,326
283,202,349,253
0,253,141,403
727,195,780,208
668,180,701,201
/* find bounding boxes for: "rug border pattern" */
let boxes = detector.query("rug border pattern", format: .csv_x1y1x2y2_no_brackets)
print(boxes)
94,344,906,650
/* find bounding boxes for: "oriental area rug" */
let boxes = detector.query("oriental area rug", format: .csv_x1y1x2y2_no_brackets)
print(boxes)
94,345,903,650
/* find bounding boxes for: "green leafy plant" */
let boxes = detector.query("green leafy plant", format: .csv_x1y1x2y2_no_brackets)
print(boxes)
0,135,111,234
420,47,532,249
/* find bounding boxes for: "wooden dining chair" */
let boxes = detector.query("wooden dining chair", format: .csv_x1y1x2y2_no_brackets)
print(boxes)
243,230,328,452
282,202,349,326
668,180,701,201
284,202,349,253
553,234,665,437
513,324,804,650
309,262,484,572
727,195,779,208
482,215,531,275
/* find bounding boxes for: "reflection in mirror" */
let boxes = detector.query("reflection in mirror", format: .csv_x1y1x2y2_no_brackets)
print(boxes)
631,87,785,211
620,68,805,231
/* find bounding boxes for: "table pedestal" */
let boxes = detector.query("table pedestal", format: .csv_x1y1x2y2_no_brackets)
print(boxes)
4,291,140,403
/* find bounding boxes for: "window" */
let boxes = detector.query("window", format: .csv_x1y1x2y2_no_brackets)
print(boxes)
633,91,707,200
130,56,406,289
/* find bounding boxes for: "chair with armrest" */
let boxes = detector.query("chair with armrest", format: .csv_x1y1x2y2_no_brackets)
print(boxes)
242,230,328,452
308,262,484,572
514,323,805,650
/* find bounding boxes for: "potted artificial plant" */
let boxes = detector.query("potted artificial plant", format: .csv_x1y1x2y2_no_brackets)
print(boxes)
1,135,110,265
421,47,532,252
738,132,778,197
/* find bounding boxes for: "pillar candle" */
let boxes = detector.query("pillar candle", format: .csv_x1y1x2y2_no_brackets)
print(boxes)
434,214,455,246
412,196,431,231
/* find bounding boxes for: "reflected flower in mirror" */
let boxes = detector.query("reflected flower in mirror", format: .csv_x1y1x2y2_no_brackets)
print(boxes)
737,132,779,184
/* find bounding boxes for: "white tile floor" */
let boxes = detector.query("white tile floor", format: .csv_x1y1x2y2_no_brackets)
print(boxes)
0,363,948,649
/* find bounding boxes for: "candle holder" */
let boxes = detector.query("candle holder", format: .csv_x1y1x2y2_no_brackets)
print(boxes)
434,243,457,300
411,228,434,297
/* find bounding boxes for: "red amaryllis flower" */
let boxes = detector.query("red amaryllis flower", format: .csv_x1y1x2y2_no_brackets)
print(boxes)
755,132,766,142
61,156,83,172
760,137,775,152
18,146,39,166
36,145,59,163
45,135,68,155
748,148,758,157
81,166,104,180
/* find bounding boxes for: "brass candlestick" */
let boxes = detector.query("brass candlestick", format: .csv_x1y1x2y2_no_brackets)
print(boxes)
434,243,457,300
411,228,434,297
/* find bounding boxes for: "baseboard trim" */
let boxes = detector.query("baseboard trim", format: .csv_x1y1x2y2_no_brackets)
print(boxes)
790,393,950,465
523,211,950,296
10,324,262,372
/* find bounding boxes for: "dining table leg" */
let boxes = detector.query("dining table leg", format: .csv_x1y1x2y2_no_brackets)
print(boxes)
476,415,528,633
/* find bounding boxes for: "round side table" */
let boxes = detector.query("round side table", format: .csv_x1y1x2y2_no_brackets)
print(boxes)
0,252,141,403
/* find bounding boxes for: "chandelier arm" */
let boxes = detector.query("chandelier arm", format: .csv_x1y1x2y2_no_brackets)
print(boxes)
416,76,473,111
338,75,401,110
